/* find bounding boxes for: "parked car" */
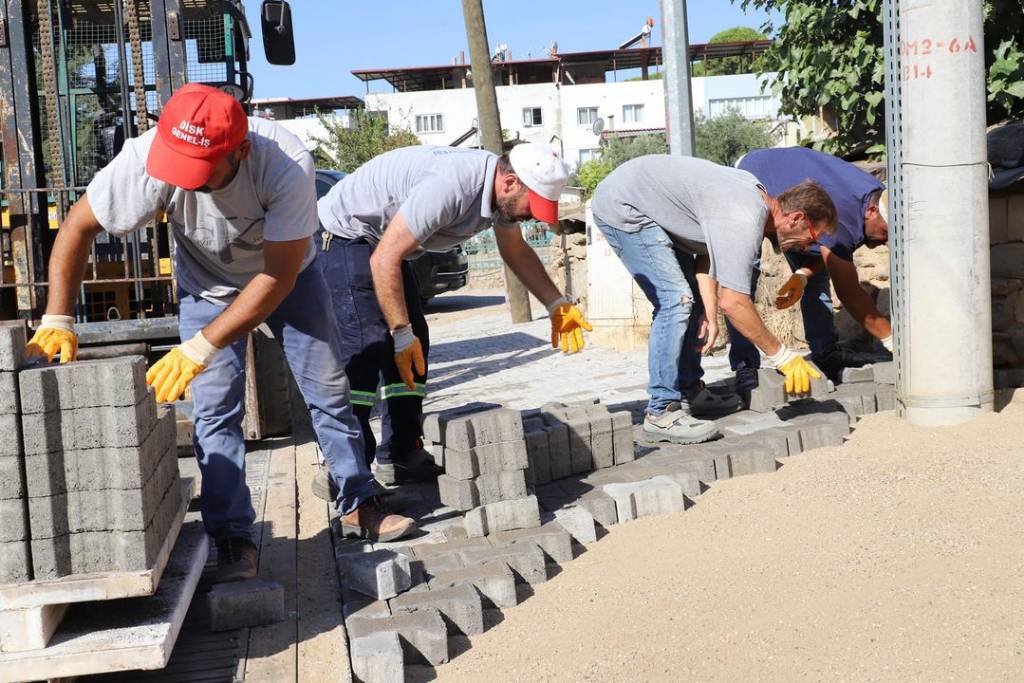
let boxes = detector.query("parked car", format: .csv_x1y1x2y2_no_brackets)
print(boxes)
314,170,469,304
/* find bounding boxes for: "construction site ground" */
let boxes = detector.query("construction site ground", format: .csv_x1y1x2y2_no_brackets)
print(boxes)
79,289,1024,681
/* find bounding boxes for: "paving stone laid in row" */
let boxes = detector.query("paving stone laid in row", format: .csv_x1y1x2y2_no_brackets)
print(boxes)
0,324,29,584
342,378,891,682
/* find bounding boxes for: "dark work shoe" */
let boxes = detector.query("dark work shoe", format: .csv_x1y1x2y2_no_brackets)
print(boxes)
214,536,258,583
375,449,443,485
312,468,393,502
338,496,417,543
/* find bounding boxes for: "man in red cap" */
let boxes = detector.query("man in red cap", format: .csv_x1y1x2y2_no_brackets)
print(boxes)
25,84,416,583
313,142,591,495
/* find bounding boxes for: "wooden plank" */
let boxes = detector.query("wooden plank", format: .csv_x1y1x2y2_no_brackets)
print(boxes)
0,521,208,682
242,438,298,682
0,478,197,611
0,603,67,653
295,439,351,683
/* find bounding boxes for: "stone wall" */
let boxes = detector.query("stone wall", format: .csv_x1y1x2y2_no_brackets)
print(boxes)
988,189,1024,387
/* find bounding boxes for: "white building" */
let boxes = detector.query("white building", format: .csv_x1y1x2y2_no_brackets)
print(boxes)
352,44,786,168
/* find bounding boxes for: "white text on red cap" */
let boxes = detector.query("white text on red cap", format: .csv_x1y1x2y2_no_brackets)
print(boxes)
172,119,212,148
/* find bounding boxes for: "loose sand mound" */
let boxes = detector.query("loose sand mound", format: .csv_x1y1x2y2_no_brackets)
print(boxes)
439,393,1024,682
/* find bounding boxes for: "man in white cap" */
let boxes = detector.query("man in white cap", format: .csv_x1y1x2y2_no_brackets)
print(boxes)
315,142,590,490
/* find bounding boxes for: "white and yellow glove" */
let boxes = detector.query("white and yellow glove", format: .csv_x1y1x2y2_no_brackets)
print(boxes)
766,345,821,395
146,331,219,403
547,296,593,355
26,314,78,364
392,325,426,390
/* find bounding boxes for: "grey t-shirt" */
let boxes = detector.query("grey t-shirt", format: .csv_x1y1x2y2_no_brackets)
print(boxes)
591,154,768,294
318,146,499,252
86,116,318,304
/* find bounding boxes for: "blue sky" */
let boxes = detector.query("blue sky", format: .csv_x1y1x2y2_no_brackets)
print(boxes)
241,1,776,100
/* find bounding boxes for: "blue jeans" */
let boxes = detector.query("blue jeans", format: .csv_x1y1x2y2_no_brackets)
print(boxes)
726,251,842,385
179,264,375,541
594,217,703,415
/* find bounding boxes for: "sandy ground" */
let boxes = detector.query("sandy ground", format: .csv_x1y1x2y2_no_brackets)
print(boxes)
439,392,1024,682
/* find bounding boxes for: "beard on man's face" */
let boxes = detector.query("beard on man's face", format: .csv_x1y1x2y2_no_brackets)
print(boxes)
494,189,531,224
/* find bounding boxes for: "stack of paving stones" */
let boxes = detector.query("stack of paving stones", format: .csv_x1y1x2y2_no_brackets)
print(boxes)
0,324,31,583
426,407,542,538
15,355,181,579
345,372,899,682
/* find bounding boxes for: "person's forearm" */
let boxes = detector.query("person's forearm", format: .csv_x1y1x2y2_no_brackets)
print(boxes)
831,265,892,339
694,256,716,318
201,273,294,348
498,237,562,306
370,254,410,330
46,198,104,316
720,289,782,355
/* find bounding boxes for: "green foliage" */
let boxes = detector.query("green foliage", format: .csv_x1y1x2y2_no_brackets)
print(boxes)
601,135,669,168
693,26,768,77
576,158,613,196
694,109,778,166
736,0,1024,155
308,109,420,172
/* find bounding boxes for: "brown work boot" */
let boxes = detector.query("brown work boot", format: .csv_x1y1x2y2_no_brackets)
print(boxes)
338,496,417,543
214,536,258,583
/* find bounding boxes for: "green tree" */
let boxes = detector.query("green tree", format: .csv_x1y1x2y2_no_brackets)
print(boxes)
691,26,768,77
695,108,778,165
736,0,1024,155
576,158,613,196
308,109,420,172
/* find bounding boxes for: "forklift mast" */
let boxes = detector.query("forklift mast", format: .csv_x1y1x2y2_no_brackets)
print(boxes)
0,0,254,323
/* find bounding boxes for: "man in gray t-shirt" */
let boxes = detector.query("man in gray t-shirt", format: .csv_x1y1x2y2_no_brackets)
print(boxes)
591,154,837,445
315,143,591,482
24,85,418,581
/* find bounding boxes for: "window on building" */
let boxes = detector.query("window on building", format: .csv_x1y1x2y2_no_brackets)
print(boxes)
707,96,775,120
415,114,444,134
522,107,543,127
577,107,599,127
578,148,600,165
622,104,644,125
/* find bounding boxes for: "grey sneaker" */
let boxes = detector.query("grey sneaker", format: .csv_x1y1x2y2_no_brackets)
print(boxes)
643,404,719,445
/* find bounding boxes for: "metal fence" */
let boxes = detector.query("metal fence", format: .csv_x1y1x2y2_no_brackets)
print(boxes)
464,225,559,271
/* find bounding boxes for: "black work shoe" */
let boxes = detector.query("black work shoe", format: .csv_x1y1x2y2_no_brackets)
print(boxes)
375,457,443,485
214,536,258,583
312,468,393,502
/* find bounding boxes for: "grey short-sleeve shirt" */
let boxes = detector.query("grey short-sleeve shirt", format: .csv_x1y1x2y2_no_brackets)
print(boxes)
317,146,498,252
86,117,318,304
590,154,768,294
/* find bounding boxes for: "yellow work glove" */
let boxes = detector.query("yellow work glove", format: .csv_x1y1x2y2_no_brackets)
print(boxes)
774,271,809,310
146,331,219,403
766,346,822,395
548,297,593,355
392,325,426,390
26,314,78,364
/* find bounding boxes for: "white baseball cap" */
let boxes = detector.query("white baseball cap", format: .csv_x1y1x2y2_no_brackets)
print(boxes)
509,142,567,224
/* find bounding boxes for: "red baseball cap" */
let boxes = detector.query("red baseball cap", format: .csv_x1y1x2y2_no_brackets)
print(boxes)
147,83,249,190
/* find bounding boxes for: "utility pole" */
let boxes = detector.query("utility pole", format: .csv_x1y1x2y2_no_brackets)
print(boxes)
660,0,695,156
882,0,992,425
461,0,532,323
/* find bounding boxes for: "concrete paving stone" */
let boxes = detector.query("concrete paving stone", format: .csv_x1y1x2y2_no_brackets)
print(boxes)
207,579,285,632
640,442,728,482
604,477,685,522
0,455,25,500
415,552,464,579
0,371,18,415
580,463,650,486
337,549,413,600
588,414,615,470
390,582,484,635
457,542,547,585
576,489,619,527
351,631,404,683
489,524,574,564
421,402,500,444
444,408,524,451
545,422,573,481
749,369,786,412
524,428,552,487
549,506,598,544
336,539,375,557
841,365,876,383
717,410,788,437
0,497,29,542
20,389,158,455
0,414,22,458
621,465,701,498
463,495,541,537
725,443,779,477
792,417,850,451
442,440,529,480
411,537,490,559
428,563,517,609
0,324,26,372
759,426,804,458
876,387,896,411
873,361,896,385
17,356,147,414
565,416,594,474
347,607,450,666
342,595,391,624
610,410,636,465
0,539,31,583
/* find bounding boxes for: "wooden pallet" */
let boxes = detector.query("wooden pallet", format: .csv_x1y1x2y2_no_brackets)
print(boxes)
0,478,196,653
0,519,209,682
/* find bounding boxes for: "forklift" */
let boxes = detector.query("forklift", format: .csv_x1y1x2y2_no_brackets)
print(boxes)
0,0,298,439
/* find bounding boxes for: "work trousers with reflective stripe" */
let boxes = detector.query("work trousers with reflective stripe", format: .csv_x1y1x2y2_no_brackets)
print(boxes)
316,231,429,465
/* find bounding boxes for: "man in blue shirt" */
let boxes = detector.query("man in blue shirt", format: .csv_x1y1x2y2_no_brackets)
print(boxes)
726,147,891,389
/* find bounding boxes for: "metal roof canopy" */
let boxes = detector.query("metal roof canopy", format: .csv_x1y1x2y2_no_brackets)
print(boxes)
352,41,772,92
250,95,365,118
